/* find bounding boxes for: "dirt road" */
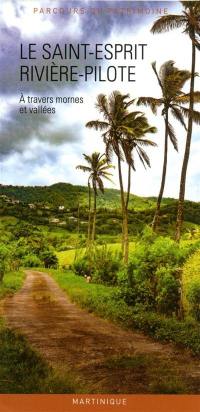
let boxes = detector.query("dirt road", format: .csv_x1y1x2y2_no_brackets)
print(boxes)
3,271,200,393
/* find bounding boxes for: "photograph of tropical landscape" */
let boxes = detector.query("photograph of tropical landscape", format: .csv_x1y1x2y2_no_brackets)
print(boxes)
0,0,200,396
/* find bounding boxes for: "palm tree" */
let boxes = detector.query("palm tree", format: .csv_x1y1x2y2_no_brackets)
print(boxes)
76,152,114,243
86,92,157,263
120,117,157,263
151,1,200,240
138,60,193,231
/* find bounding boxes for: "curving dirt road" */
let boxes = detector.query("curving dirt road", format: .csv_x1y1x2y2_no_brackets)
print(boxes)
3,271,200,393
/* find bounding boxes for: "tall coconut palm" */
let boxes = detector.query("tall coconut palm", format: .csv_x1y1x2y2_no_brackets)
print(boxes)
86,91,157,263
76,152,113,243
151,1,200,240
138,60,194,231
120,117,157,263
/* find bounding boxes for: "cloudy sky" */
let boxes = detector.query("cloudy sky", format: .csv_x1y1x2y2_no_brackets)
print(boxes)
0,0,199,200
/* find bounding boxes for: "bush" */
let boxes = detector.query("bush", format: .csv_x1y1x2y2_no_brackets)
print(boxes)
41,250,58,269
72,245,121,285
125,233,194,315
73,255,91,276
187,280,200,321
92,246,121,285
0,244,12,281
116,269,155,308
22,254,42,268
0,271,25,299
156,267,180,315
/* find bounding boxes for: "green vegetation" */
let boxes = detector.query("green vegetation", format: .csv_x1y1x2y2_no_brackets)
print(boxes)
73,245,122,285
65,228,200,315
0,220,59,281
0,328,75,393
1,183,200,359
0,271,25,299
50,229,200,359
103,354,188,394
1,185,200,238
0,245,12,281
1,182,156,210
187,282,200,321
58,248,76,267
49,269,200,355
0,1,200,395
183,249,200,320
58,242,135,267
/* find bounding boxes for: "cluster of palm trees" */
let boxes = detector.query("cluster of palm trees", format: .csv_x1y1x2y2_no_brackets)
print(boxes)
76,1,200,263
138,60,200,232
77,93,157,264
76,152,114,244
151,1,200,241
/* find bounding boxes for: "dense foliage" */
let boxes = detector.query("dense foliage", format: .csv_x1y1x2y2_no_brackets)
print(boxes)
72,228,200,318
73,245,122,285
50,270,200,355
0,221,59,281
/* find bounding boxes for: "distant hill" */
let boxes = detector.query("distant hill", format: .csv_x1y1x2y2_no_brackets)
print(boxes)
0,182,158,210
0,183,200,232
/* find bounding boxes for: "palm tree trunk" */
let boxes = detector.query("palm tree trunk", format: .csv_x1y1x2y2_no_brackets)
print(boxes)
87,181,92,245
124,164,131,265
117,155,126,256
175,42,196,242
152,109,169,231
74,194,80,262
91,188,97,242
77,195,80,236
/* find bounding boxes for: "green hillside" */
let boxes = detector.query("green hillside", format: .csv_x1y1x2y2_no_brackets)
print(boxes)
0,182,157,210
0,183,200,236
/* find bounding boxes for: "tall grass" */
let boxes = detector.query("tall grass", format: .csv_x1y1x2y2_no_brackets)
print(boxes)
0,328,75,393
49,269,200,355
57,242,135,267
0,271,25,299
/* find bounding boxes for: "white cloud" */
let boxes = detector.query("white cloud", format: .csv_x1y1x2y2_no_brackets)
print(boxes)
1,1,199,201
1,0,54,37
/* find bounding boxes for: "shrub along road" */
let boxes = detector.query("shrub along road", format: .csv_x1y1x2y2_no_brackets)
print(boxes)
3,271,200,393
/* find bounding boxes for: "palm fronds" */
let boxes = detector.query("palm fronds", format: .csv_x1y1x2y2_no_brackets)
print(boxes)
86,120,109,131
168,122,178,151
176,91,200,104
180,107,200,125
137,97,163,114
170,106,187,130
151,15,186,34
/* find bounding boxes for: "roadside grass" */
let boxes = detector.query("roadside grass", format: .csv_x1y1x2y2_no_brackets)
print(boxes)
103,354,188,394
57,242,135,267
0,271,25,299
48,269,200,355
0,328,76,393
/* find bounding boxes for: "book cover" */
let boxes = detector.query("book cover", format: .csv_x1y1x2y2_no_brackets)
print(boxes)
0,0,200,411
